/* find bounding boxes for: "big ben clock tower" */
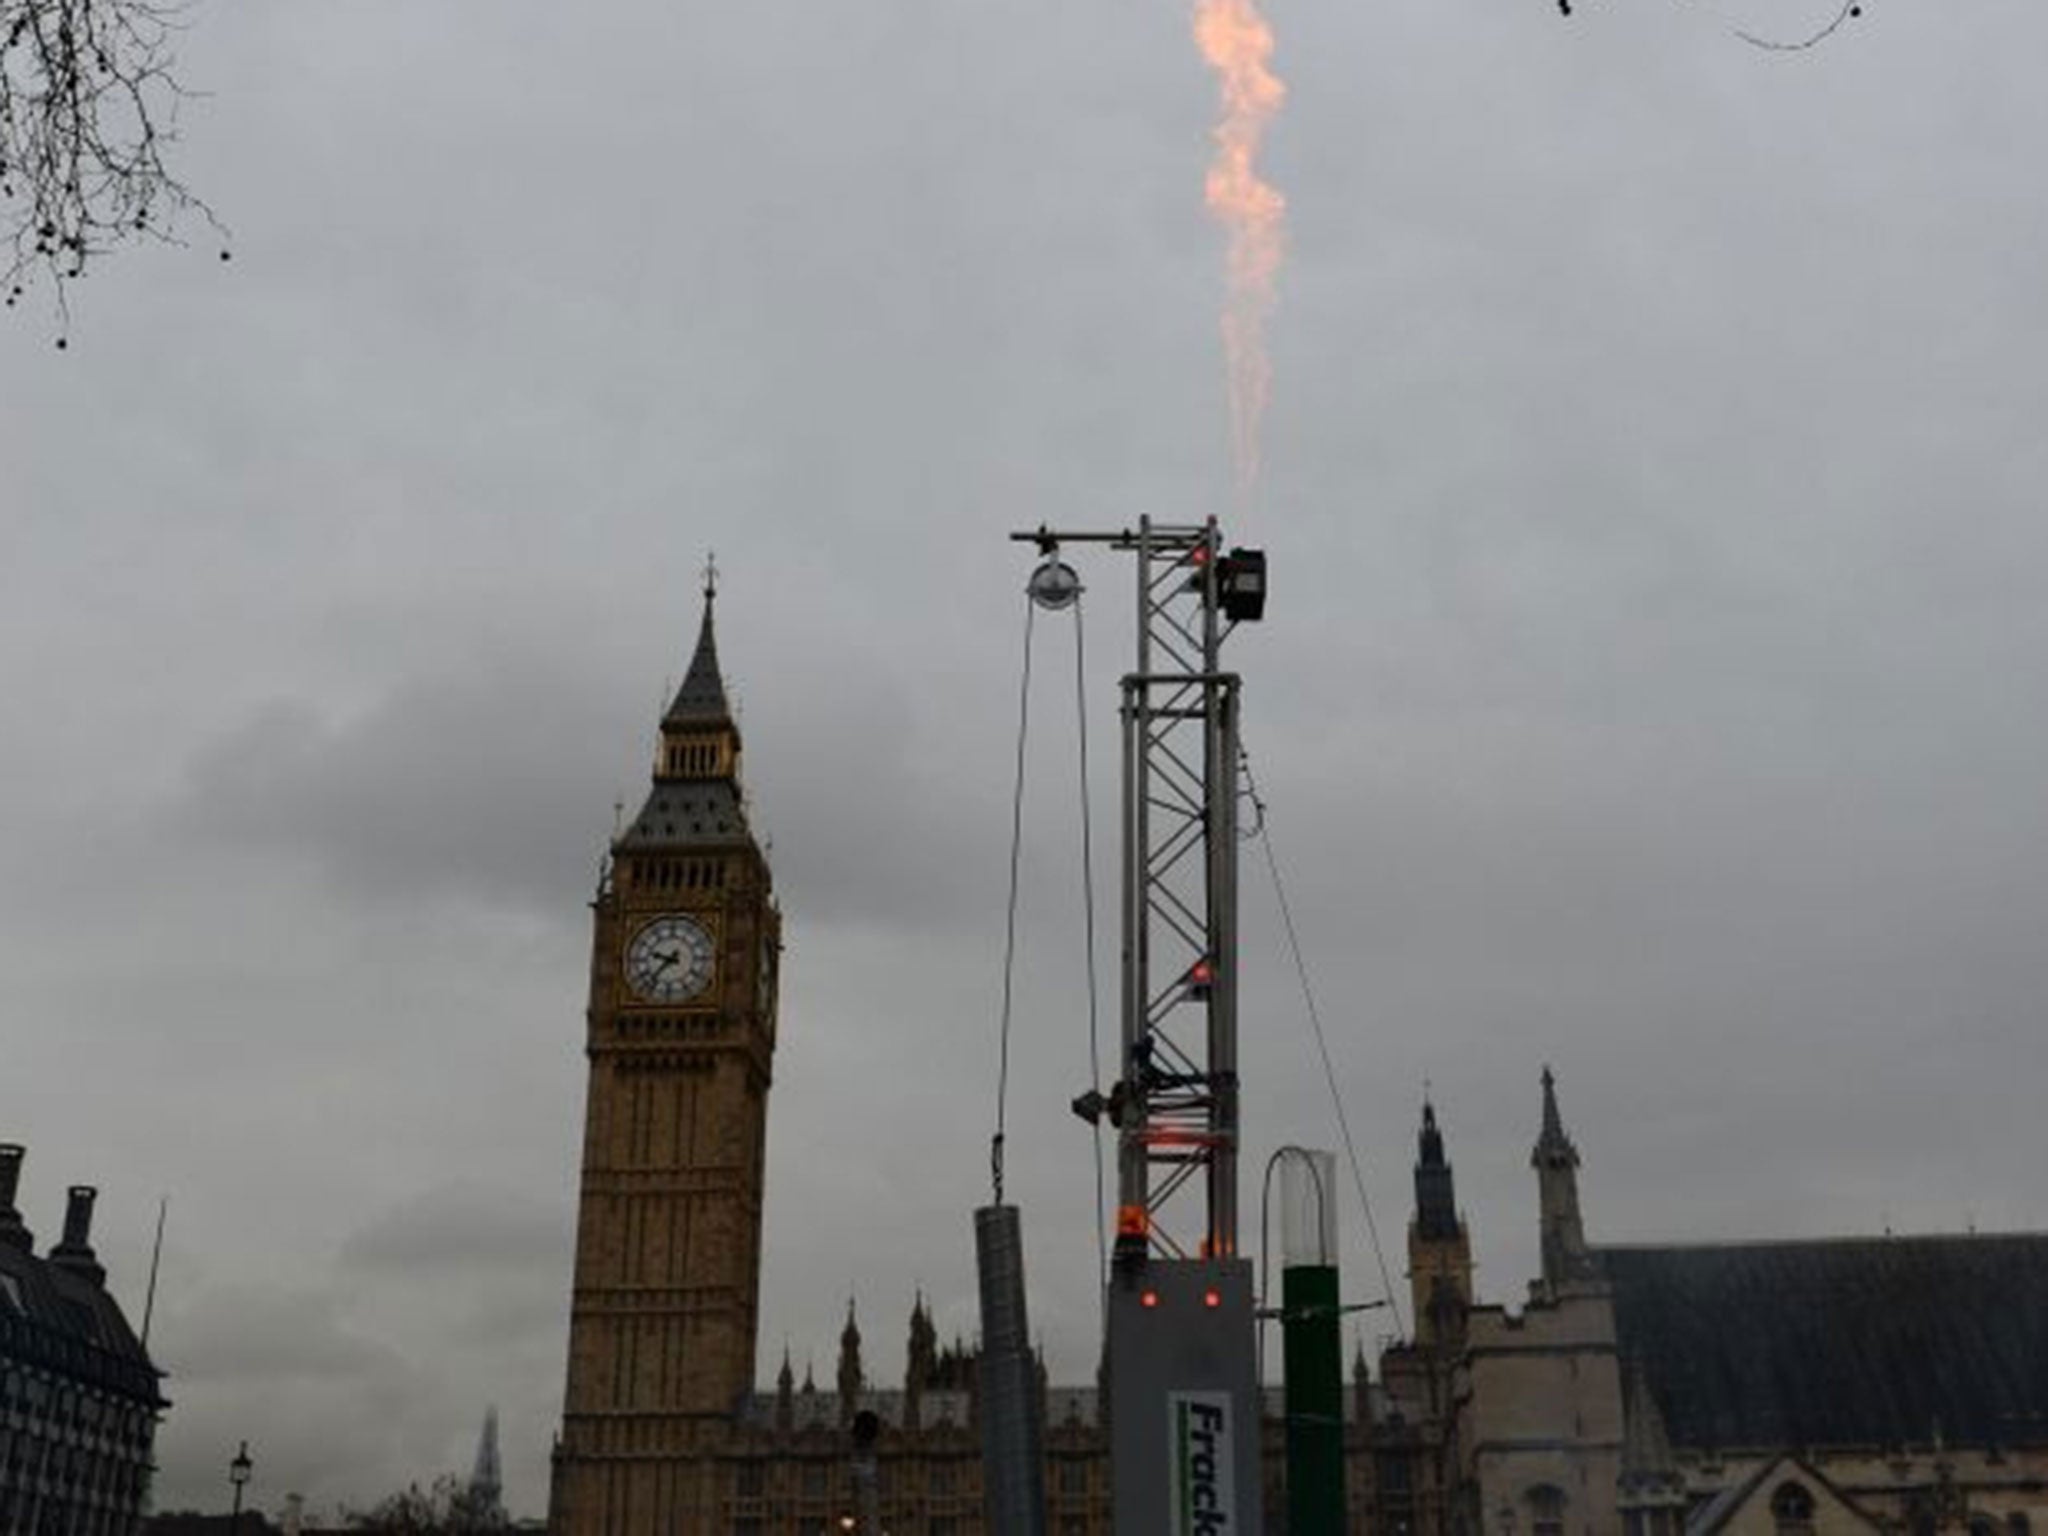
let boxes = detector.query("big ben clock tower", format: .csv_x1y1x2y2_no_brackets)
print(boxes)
550,574,781,1535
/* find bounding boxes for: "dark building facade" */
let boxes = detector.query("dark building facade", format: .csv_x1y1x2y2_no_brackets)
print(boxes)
0,1144,165,1536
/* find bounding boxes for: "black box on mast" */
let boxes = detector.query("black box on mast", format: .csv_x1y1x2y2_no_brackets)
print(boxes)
1219,547,1267,622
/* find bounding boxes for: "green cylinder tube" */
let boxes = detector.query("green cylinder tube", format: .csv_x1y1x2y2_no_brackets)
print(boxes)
1282,1262,1346,1535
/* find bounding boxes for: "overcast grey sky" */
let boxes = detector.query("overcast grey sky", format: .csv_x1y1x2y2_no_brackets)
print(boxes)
5,0,2048,1519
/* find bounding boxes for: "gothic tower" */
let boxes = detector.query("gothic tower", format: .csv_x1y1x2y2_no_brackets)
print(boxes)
550,578,782,1536
1532,1065,1589,1288
1407,1096,1473,1350
904,1293,937,1431
837,1299,864,1428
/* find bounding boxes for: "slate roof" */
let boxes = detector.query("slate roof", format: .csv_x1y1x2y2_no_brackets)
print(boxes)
664,596,732,729
619,592,754,850
618,779,751,848
1601,1235,2048,1452
0,1225,164,1407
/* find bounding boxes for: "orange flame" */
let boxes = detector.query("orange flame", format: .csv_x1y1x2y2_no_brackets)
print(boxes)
1194,0,1286,507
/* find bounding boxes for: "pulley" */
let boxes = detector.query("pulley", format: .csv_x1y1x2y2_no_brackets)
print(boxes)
1027,556,1083,611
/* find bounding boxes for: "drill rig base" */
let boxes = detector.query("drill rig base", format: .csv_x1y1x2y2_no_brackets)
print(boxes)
1108,1255,1264,1536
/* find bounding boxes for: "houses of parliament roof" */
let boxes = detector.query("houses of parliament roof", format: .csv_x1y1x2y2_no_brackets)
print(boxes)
1602,1233,2048,1452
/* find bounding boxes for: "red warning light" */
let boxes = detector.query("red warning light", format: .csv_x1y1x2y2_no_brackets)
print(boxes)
1190,544,1213,568
1141,1290,1160,1310
1204,1288,1222,1309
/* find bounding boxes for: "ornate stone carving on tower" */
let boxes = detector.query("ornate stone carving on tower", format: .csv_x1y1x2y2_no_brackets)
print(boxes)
548,575,782,1536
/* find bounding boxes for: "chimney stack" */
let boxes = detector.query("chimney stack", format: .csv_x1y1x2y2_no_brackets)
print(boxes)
0,1144,30,1252
50,1185,106,1286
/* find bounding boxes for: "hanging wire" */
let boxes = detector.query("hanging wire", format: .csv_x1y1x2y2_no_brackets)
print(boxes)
992,596,1038,1205
1072,592,1110,1337
1243,750,1407,1338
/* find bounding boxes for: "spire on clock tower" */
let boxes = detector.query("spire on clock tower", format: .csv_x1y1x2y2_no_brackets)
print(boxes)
664,561,734,731
620,576,753,848
646,566,743,791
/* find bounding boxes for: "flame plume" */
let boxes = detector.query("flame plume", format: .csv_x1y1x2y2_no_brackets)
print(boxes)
1194,0,1287,506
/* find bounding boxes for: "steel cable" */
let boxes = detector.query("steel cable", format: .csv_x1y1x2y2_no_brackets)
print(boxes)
991,596,1037,1205
1073,593,1109,1336
1245,753,1407,1338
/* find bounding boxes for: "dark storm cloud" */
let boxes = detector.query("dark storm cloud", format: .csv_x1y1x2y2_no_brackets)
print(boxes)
337,1184,569,1276
165,1285,405,1385
165,616,1022,937
173,654,625,912
146,1187,574,1514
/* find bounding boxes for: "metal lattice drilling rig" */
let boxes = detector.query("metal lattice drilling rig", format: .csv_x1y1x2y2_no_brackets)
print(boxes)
1015,515,1268,1535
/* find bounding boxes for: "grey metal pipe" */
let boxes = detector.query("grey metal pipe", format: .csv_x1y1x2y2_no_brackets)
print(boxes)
976,1203,1047,1536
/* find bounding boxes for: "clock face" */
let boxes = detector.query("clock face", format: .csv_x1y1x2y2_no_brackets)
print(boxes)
756,934,776,1014
624,914,715,1004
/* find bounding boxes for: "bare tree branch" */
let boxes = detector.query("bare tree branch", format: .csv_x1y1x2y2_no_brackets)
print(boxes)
1732,0,1864,53
1554,0,1869,54
344,1475,511,1535
0,0,219,334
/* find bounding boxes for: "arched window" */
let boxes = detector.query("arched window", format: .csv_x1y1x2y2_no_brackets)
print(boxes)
1771,1481,1816,1536
1528,1484,1568,1536
2007,1515,2031,1536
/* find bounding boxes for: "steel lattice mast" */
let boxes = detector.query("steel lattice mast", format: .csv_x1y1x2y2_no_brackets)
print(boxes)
1116,517,1244,1259
1012,516,1268,1535
1018,516,1260,1258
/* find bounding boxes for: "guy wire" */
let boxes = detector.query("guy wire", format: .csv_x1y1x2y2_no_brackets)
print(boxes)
1244,750,1407,1338
1073,593,1109,1337
992,596,1037,1205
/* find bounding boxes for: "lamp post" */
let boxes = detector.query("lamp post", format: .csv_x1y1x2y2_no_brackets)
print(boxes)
229,1441,252,1535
